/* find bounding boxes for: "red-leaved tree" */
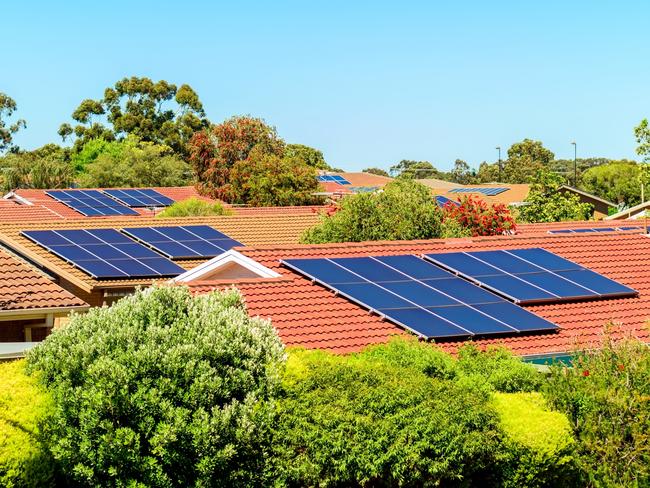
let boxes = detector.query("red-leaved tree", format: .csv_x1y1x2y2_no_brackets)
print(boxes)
442,195,516,236
188,116,285,201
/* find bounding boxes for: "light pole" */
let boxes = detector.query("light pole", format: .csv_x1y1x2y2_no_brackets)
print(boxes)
571,141,577,187
496,146,502,182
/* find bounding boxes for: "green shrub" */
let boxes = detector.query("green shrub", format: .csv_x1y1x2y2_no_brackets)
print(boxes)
27,286,285,487
544,333,650,487
301,179,444,243
270,347,503,487
493,392,578,487
156,197,231,218
456,344,543,392
0,360,55,488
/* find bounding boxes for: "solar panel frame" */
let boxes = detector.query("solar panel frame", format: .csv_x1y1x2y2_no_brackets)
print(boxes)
46,190,139,217
22,229,186,279
122,225,243,259
448,187,509,195
435,195,460,207
424,248,637,304
103,188,175,207
282,255,558,339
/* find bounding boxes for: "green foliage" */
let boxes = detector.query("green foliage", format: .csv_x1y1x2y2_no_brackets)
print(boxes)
634,118,650,162
0,144,74,191
456,344,543,393
518,169,593,222
390,159,449,179
0,360,56,488
230,149,323,206
27,286,286,487
493,392,578,487
271,346,503,487
78,137,190,188
60,76,208,156
503,139,554,183
362,167,389,177
301,179,443,243
284,143,329,169
450,159,475,184
156,197,231,218
544,333,650,487
70,138,123,174
581,161,641,205
0,92,26,153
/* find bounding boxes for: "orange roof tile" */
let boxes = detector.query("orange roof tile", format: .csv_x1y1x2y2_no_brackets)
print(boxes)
188,232,650,356
0,201,64,221
332,172,393,188
420,183,531,207
516,220,644,235
0,250,88,312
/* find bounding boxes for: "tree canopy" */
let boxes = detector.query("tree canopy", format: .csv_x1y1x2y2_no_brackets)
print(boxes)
284,143,329,169
580,161,641,205
0,144,73,191
0,92,26,154
59,77,208,156
389,160,449,179
362,167,389,177
518,169,593,222
634,118,650,162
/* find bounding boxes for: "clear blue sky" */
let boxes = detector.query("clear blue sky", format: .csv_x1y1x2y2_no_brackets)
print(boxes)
3,1,649,171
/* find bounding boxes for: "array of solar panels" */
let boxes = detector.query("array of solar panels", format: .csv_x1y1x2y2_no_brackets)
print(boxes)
424,248,636,304
46,188,174,216
448,187,509,196
435,195,460,207
283,248,636,340
283,255,558,339
22,225,242,279
548,226,645,234
317,175,351,185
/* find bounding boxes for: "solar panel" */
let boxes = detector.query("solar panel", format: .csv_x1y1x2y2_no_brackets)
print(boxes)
103,188,175,207
282,255,558,339
424,248,637,304
122,225,242,259
448,187,509,196
548,227,639,234
46,190,139,217
435,196,460,207
317,175,351,185
22,229,185,279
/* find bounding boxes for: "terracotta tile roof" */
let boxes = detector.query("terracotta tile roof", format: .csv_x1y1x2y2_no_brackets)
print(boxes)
0,200,64,221
333,172,393,188
420,183,531,207
0,214,320,293
0,250,88,312
230,205,330,215
187,232,650,356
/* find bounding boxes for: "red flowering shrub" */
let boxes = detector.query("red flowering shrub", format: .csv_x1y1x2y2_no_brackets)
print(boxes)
442,195,516,236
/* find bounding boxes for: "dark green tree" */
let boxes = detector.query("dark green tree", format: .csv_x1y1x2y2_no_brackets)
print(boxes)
59,77,208,156
580,161,641,205
390,160,448,179
450,159,475,184
284,143,328,169
362,167,389,177
0,93,26,153
0,144,73,191
502,139,554,183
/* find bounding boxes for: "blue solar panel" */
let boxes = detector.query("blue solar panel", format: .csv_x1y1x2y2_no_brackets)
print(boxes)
282,255,558,339
103,188,175,207
122,225,242,259
435,196,460,207
448,187,509,195
424,248,637,304
22,229,185,279
46,190,139,217
317,175,351,185
548,227,636,234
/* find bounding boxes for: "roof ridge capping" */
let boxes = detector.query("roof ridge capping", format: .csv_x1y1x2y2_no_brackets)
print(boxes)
173,249,281,282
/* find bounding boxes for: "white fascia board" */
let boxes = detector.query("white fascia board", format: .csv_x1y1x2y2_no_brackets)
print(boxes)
172,249,281,282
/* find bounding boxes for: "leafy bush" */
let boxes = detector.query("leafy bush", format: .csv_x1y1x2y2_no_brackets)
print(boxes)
301,179,444,243
270,347,503,487
544,333,650,487
156,197,231,218
442,195,516,236
27,286,285,487
0,360,55,488
493,392,578,487
456,344,543,393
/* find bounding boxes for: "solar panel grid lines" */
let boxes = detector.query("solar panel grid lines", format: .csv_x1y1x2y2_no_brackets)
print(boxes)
282,254,558,340
46,190,139,217
22,229,186,279
103,188,175,208
435,195,460,207
548,226,642,234
424,248,637,305
122,225,243,259
448,187,509,196
317,175,352,185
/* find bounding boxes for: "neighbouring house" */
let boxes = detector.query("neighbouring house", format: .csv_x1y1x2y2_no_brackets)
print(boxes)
0,249,88,358
605,200,650,221
177,229,650,360
418,182,616,219
316,171,393,200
